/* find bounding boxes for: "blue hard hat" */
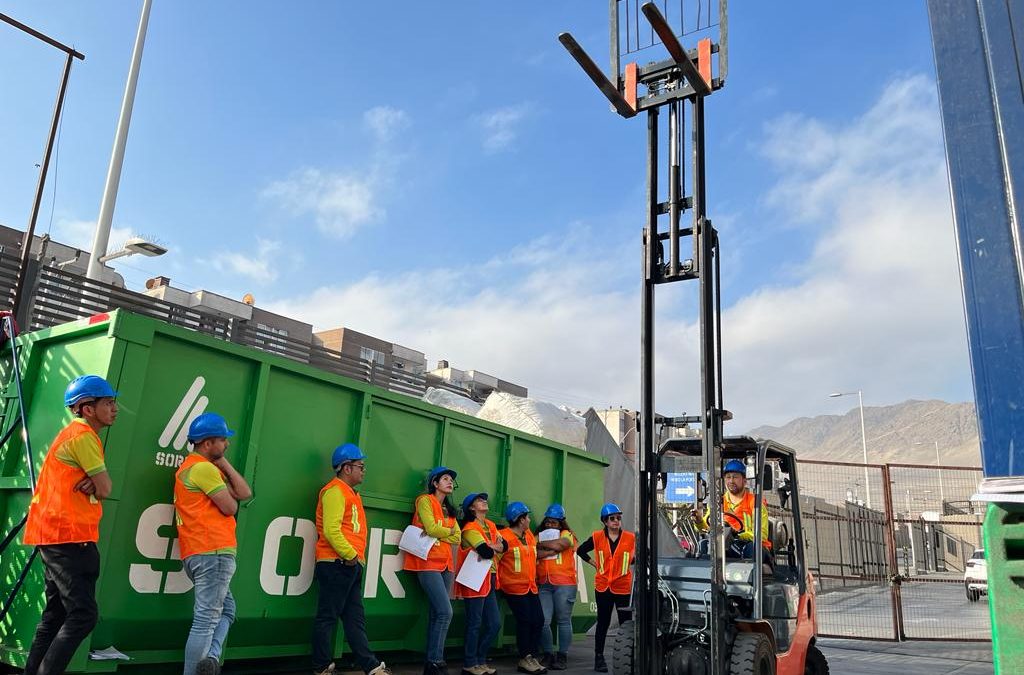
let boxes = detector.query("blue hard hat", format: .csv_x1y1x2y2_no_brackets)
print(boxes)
64,375,117,408
544,503,566,520
426,466,457,488
505,501,530,523
600,503,623,520
461,492,489,514
332,443,366,470
723,459,746,476
187,412,235,443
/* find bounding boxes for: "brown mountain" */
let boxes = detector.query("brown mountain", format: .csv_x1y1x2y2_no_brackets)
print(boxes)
746,399,981,467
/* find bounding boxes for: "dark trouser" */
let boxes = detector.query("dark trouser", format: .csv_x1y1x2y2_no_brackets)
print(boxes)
594,590,631,656
24,543,101,675
463,579,501,667
312,560,381,673
502,591,545,658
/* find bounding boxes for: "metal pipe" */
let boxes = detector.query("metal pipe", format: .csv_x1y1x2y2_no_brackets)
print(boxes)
0,12,85,58
880,464,906,640
5,316,36,490
751,443,765,620
638,106,659,675
88,0,153,280
11,51,75,318
669,101,681,275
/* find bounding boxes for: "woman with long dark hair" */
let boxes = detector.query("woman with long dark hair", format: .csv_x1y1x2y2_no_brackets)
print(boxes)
404,466,461,675
454,492,505,675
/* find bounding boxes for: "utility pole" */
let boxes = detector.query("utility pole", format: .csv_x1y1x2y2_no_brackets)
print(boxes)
87,0,153,281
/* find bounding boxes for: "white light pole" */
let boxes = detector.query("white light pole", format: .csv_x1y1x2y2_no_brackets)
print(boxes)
830,390,871,509
87,0,152,281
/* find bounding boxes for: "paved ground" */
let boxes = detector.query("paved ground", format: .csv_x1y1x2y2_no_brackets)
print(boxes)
316,633,994,675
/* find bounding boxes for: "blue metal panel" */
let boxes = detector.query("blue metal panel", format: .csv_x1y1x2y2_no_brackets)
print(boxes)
927,0,1024,477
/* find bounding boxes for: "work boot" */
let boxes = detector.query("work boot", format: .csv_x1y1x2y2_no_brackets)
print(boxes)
462,666,487,675
594,654,608,673
369,663,391,675
313,664,336,675
518,655,546,674
438,661,451,675
552,653,567,671
528,656,548,674
196,657,221,675
481,663,497,675
540,653,554,670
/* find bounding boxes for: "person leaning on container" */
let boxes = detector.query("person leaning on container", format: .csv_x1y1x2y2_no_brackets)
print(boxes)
311,443,392,675
496,502,548,675
454,492,506,675
22,376,118,675
174,412,253,675
535,504,578,671
575,503,634,673
403,466,462,675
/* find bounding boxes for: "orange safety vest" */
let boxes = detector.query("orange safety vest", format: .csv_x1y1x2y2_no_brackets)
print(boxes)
404,494,457,572
455,519,500,599
315,478,368,561
537,529,577,586
23,420,105,545
723,490,771,550
496,527,538,595
593,529,635,594
174,454,237,559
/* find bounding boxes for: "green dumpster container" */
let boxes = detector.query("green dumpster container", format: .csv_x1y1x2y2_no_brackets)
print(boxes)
0,311,607,672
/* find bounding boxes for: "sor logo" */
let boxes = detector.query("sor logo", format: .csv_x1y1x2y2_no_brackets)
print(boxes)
128,503,408,599
154,376,209,467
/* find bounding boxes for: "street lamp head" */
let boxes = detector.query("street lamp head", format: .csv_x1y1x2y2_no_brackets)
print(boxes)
124,237,167,257
828,392,844,398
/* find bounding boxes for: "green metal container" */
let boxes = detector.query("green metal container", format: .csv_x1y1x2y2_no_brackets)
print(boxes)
0,311,607,672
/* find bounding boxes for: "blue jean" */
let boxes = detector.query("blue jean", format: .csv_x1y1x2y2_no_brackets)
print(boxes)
538,583,575,654
183,554,237,675
416,570,454,663
463,579,500,667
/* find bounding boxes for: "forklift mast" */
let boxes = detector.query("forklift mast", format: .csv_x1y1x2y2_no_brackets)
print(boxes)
559,2,729,673
927,2,1024,671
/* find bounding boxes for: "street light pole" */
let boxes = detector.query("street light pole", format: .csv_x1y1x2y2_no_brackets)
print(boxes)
830,390,871,509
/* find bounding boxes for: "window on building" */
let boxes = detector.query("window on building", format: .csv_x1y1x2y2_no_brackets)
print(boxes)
360,346,385,364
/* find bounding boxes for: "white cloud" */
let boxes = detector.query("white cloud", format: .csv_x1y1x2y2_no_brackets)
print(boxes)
476,104,532,152
265,74,970,430
53,218,133,254
263,168,382,239
213,238,281,284
363,106,409,142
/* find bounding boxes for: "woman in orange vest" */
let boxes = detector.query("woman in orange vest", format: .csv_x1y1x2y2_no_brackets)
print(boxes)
535,504,577,671
454,492,506,675
496,502,547,675
404,466,462,675
576,503,634,673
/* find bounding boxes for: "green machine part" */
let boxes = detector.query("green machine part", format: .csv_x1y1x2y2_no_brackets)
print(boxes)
984,503,1024,673
0,311,608,672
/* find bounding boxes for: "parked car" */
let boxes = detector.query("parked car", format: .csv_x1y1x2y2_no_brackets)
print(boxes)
964,548,987,602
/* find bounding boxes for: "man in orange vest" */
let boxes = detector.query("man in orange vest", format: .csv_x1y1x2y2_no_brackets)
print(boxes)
696,459,770,558
23,375,118,675
175,412,252,675
311,443,392,675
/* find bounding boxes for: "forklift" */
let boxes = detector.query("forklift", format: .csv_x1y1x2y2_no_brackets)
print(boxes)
559,2,828,673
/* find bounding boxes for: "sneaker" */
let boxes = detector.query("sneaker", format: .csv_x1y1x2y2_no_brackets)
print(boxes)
462,666,487,675
594,654,608,673
368,663,391,675
481,663,498,675
314,664,337,675
196,657,221,675
528,656,548,674
551,653,567,671
518,657,540,674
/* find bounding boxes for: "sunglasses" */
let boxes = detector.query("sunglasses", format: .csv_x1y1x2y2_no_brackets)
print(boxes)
607,515,622,521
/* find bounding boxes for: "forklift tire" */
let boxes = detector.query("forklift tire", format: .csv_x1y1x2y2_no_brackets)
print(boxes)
728,632,775,675
803,644,829,675
611,620,635,675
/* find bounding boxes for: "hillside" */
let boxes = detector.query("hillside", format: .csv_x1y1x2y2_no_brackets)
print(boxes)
746,399,981,467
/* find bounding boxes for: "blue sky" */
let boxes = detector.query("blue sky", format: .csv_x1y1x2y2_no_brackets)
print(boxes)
0,2,971,428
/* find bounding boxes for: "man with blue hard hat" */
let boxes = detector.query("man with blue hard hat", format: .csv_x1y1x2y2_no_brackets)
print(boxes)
696,459,770,559
23,375,118,675
311,443,391,675
175,412,252,675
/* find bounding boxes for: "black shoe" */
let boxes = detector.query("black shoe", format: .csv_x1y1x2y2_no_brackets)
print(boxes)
197,657,221,675
552,653,567,671
594,654,608,673
541,653,554,670
437,661,451,675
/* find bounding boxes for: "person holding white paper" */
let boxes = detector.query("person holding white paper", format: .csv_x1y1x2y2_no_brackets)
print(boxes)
403,466,462,675
454,492,506,675
535,504,578,671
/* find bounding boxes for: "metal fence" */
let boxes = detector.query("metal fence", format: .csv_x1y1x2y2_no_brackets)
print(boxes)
799,459,988,642
0,253,473,403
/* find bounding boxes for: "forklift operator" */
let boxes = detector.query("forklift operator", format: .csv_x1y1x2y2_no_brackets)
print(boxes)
695,460,771,558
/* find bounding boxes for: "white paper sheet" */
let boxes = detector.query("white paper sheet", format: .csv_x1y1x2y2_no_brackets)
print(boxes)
455,550,492,591
398,524,437,560
89,646,130,661
538,528,561,542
